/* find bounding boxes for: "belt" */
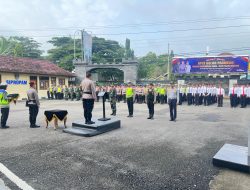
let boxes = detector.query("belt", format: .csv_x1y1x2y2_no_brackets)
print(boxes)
83,92,92,94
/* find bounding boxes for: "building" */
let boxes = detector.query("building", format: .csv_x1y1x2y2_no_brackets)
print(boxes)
0,56,75,99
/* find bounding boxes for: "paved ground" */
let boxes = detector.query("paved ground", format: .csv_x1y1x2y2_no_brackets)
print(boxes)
0,100,249,190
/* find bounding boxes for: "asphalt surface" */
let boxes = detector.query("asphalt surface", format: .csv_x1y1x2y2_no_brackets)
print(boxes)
0,99,249,190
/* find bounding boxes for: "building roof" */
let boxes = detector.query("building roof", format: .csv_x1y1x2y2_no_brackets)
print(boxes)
0,56,75,77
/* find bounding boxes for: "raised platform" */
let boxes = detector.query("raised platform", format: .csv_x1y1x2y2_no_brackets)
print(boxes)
63,118,121,137
213,144,250,173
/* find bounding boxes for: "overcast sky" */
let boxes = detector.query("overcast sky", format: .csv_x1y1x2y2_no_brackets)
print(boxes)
1,0,250,57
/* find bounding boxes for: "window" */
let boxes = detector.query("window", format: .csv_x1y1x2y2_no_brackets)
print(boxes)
59,78,65,85
14,73,19,80
51,77,56,86
39,76,49,90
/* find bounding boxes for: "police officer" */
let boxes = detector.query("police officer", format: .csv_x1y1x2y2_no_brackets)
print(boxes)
69,85,74,101
0,82,12,129
50,86,54,99
81,72,97,124
53,86,58,99
217,84,225,107
27,82,40,128
159,85,166,104
64,86,69,100
168,83,178,122
47,87,51,99
146,83,156,120
109,85,117,116
126,82,134,117
76,86,81,101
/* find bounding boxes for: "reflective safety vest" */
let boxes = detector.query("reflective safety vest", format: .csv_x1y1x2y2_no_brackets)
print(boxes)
160,88,166,95
49,87,53,92
126,87,133,98
57,87,62,93
0,90,9,106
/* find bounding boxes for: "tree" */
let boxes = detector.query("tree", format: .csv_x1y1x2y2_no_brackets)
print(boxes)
0,36,43,58
47,36,126,71
47,37,81,71
138,52,173,79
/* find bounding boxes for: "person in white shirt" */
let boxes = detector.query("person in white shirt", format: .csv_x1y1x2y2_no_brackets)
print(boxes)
187,84,193,105
217,85,225,107
197,84,203,105
193,84,199,106
246,84,250,106
203,84,209,106
240,85,247,108
228,84,237,108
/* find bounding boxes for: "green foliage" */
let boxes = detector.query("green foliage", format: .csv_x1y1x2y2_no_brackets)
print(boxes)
138,51,174,79
0,36,43,58
47,36,126,71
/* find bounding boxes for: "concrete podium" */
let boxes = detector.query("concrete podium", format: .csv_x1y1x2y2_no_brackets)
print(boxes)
213,125,250,173
63,118,121,137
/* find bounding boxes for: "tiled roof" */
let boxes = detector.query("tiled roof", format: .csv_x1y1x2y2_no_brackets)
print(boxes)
0,56,75,77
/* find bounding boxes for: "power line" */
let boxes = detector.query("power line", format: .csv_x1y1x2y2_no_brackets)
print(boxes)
94,24,250,36
0,15,250,32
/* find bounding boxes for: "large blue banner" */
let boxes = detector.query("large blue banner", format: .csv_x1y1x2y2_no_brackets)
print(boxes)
172,56,249,74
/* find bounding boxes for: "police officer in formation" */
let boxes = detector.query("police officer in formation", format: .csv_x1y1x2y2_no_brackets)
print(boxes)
229,83,250,108
145,83,156,120
109,85,117,116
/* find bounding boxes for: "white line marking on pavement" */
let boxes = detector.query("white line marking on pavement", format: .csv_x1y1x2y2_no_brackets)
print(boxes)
0,163,35,190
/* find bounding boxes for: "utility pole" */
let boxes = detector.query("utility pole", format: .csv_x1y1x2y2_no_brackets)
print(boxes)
73,29,84,62
81,29,84,62
167,43,170,80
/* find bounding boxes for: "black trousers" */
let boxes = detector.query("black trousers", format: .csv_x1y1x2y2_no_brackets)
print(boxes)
195,93,199,105
217,95,223,107
1,107,9,127
168,99,177,120
47,91,51,99
178,93,183,105
50,92,54,99
240,95,247,108
199,95,203,105
230,94,237,107
187,93,192,105
127,97,134,116
147,101,154,117
160,95,165,104
82,99,94,122
29,105,39,126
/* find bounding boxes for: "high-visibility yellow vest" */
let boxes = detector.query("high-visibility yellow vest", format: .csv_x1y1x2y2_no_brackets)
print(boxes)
49,87,53,92
126,87,133,98
0,90,9,106
160,88,166,95
57,87,62,93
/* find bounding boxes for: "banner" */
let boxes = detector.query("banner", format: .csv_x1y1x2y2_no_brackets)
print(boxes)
83,31,92,63
172,56,249,74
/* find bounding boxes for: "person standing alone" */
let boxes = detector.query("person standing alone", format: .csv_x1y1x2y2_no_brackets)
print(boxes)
27,82,40,128
146,83,156,119
81,72,97,124
126,82,134,117
167,83,178,122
